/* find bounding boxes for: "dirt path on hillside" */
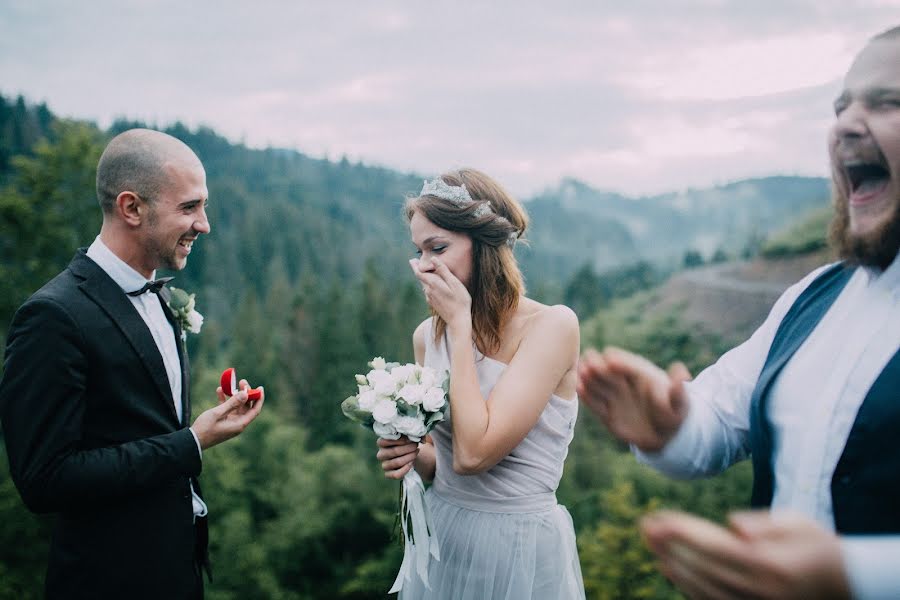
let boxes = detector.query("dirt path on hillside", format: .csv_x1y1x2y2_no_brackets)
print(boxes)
650,251,834,341
680,265,787,295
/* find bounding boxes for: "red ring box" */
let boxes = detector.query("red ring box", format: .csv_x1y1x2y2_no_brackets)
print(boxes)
220,367,263,401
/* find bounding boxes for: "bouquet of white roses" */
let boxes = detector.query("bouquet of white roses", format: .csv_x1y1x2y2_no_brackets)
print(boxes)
341,357,448,593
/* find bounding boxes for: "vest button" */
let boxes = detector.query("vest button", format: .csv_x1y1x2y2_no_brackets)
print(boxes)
839,475,851,485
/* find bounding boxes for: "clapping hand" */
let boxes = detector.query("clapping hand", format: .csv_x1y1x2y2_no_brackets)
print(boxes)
641,510,851,600
577,347,690,452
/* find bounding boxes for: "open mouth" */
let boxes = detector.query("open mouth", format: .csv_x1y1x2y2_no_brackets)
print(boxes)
845,162,891,197
178,238,195,253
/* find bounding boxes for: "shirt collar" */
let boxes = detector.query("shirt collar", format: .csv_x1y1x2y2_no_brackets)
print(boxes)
86,236,156,295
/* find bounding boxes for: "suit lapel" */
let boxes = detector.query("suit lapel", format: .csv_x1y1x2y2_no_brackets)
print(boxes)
182,345,191,425
159,286,191,427
69,251,180,425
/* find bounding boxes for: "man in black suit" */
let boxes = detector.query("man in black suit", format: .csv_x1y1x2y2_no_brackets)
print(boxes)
0,128,264,598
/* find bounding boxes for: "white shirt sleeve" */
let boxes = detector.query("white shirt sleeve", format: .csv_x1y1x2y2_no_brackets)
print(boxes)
187,427,207,519
189,427,203,459
634,265,836,478
842,537,900,600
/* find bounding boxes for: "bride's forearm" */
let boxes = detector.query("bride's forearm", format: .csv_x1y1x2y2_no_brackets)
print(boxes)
445,323,492,473
415,440,436,482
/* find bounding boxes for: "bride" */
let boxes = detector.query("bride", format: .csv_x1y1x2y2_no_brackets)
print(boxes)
376,169,585,598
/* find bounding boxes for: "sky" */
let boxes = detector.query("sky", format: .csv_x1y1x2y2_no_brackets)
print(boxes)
1,1,898,197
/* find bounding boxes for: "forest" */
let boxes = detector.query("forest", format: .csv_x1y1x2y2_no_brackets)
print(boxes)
0,93,829,599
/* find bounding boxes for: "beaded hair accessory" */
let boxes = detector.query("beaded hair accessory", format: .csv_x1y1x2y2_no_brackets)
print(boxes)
419,177,519,248
420,178,493,218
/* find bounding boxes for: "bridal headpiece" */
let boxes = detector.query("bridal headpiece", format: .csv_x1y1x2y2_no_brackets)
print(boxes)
420,178,493,218
418,177,519,248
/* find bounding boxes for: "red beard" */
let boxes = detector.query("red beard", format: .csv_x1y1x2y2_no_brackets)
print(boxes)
828,185,900,270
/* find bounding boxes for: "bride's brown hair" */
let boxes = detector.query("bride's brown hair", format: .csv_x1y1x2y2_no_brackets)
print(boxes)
406,168,528,354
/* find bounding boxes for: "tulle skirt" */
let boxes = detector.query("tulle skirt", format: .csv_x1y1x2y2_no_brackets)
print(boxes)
398,486,585,599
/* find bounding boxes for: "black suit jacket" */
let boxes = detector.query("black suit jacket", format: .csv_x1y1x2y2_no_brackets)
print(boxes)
1,250,207,599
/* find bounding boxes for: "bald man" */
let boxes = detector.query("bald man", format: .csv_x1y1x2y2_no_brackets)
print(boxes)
0,129,264,599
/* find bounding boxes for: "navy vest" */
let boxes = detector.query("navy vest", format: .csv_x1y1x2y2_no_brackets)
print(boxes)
748,263,900,533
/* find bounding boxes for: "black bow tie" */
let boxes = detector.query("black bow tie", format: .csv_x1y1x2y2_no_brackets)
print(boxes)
127,277,174,296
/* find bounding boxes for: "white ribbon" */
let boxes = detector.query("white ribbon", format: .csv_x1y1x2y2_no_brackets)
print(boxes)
388,468,441,594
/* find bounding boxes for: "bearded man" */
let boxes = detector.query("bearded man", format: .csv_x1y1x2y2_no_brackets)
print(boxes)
578,25,900,600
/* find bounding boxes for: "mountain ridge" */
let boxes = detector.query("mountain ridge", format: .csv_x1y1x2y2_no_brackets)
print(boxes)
2,91,832,294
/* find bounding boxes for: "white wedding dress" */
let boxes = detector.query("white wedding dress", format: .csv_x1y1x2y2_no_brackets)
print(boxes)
399,318,585,599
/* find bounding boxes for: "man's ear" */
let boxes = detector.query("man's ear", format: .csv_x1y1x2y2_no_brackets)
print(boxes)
116,192,144,226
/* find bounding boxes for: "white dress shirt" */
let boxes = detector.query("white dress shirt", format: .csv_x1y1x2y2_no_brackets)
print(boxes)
87,237,207,519
636,252,900,600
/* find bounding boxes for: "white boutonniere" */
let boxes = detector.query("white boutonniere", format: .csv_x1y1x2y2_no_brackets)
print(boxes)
167,287,204,341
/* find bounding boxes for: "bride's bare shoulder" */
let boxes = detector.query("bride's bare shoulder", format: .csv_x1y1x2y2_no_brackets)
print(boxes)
520,298,578,331
515,299,579,351
414,317,432,339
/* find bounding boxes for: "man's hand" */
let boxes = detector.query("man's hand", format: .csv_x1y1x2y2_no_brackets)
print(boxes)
577,347,690,452
641,510,851,600
192,379,264,450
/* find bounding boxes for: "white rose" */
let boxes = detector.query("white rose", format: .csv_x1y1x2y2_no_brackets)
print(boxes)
418,367,437,388
358,389,378,411
422,387,446,412
390,364,416,386
371,356,387,370
367,369,390,386
398,384,426,406
392,415,427,441
372,399,398,424
374,378,398,397
355,374,368,386
373,421,401,440
186,310,204,333
367,369,397,396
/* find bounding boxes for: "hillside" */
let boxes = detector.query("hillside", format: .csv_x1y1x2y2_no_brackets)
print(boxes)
581,197,839,363
1,92,833,308
527,176,831,281
649,204,837,343
650,249,834,344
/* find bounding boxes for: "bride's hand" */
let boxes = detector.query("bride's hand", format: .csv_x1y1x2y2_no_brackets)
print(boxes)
409,257,471,332
377,436,419,479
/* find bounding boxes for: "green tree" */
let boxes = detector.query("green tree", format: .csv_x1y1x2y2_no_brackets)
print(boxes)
0,121,104,337
578,482,681,600
0,116,97,600
0,445,50,599
192,392,402,600
681,249,704,269
358,258,394,360
597,261,661,302
564,262,606,319
710,248,729,263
